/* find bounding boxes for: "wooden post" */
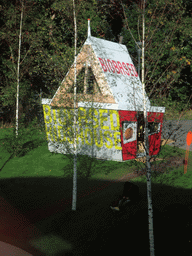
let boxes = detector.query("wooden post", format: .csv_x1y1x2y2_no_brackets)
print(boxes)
184,131,192,174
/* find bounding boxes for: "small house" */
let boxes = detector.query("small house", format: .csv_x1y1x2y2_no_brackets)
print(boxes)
42,20,165,161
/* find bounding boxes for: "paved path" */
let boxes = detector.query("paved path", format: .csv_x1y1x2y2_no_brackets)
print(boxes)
161,120,192,151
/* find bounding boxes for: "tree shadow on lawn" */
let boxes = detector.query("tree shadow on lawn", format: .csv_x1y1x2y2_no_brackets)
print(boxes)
68,182,192,256
0,176,192,256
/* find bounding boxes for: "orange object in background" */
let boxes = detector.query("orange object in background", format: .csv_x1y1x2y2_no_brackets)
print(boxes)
184,131,192,174
186,131,192,146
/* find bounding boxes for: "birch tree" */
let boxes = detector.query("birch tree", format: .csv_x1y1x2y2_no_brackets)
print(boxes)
140,1,155,255
16,0,24,137
121,0,191,255
120,0,191,112
72,0,77,211
122,0,155,253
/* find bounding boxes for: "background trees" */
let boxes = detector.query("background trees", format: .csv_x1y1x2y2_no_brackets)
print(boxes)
0,0,191,126
121,0,192,112
0,0,107,125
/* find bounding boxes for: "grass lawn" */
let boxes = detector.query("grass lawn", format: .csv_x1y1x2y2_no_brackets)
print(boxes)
0,106,191,180
0,127,139,180
0,123,188,181
132,147,192,187
0,110,192,256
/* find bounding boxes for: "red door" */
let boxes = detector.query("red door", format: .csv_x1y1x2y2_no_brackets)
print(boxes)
147,112,164,156
119,110,137,161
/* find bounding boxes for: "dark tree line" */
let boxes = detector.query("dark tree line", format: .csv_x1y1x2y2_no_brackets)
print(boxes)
0,0,191,126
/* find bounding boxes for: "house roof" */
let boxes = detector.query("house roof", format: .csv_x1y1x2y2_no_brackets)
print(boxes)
82,35,151,111
47,20,164,113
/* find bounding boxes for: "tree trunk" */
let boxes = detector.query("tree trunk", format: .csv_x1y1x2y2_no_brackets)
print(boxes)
16,1,24,138
141,1,155,255
72,0,77,211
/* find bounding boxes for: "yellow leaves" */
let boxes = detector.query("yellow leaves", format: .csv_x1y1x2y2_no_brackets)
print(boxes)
171,46,175,51
179,56,190,65
179,56,185,61
167,70,177,78
148,10,152,14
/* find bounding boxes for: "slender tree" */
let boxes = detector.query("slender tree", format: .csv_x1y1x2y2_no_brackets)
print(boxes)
16,0,24,137
72,0,77,211
140,1,155,255
120,0,191,111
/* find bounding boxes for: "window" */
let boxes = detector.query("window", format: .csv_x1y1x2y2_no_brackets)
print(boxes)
87,68,94,94
86,67,101,94
147,122,160,135
67,66,101,95
76,67,85,93
137,112,144,142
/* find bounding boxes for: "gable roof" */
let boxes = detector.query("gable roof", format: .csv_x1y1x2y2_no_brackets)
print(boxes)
50,20,151,111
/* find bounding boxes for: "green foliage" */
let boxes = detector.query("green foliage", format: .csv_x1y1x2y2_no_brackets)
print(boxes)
150,94,191,120
0,0,191,125
0,0,108,123
121,0,192,106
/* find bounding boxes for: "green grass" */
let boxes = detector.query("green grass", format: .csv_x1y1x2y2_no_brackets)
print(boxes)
0,120,192,256
132,147,192,188
0,105,191,183
134,161,192,188
0,125,140,180
0,121,190,185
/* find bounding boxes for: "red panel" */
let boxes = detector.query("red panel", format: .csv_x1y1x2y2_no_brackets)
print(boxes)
119,110,137,161
148,132,161,156
147,112,164,123
147,112,164,156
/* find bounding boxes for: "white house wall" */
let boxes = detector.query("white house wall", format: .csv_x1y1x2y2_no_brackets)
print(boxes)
85,36,151,111
42,104,123,161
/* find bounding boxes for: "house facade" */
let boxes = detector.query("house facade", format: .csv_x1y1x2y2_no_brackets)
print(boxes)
42,20,165,161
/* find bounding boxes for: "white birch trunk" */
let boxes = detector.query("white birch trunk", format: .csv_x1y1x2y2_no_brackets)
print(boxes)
141,1,155,255
72,0,77,211
16,1,24,138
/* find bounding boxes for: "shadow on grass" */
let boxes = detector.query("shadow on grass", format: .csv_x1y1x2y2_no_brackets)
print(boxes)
0,123,191,255
0,174,192,256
